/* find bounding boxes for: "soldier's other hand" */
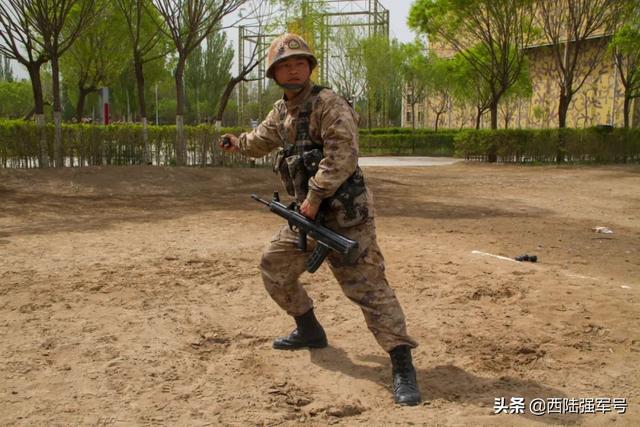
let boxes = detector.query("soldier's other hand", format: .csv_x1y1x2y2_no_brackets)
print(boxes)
300,199,319,220
219,134,239,152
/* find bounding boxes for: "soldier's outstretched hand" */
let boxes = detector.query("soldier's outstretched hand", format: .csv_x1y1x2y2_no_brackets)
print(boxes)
219,134,240,152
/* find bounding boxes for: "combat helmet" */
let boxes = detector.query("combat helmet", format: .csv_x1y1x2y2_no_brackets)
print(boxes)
266,33,318,79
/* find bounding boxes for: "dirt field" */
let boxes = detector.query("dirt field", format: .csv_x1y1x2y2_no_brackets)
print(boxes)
1,163,639,426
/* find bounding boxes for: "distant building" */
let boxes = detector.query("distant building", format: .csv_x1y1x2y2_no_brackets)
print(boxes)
404,34,640,129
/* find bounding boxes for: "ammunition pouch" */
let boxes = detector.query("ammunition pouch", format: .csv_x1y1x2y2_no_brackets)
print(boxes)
275,146,323,202
328,167,368,228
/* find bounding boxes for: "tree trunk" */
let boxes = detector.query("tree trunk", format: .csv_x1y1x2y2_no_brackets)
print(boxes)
488,100,499,162
475,107,482,129
75,87,93,123
175,115,185,165
367,93,372,132
556,89,572,163
623,94,631,129
51,55,63,167
142,117,151,164
411,102,415,129
26,63,48,168
434,112,441,132
175,58,187,166
35,113,47,168
558,89,570,129
215,76,242,122
489,101,498,130
134,56,151,164
135,55,147,118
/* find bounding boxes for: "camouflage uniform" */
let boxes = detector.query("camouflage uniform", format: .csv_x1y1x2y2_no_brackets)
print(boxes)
238,81,417,353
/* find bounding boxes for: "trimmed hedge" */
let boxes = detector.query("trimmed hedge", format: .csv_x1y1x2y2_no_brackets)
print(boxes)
454,128,640,163
359,132,457,156
0,120,254,168
0,120,458,167
359,127,458,135
3,120,637,167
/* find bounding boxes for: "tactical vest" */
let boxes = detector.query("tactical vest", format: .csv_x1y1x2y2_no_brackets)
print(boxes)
275,86,368,225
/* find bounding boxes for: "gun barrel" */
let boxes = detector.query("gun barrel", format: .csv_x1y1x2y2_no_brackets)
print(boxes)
252,194,358,258
251,194,270,206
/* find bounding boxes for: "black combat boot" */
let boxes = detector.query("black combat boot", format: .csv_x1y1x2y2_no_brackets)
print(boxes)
272,308,328,350
390,345,421,406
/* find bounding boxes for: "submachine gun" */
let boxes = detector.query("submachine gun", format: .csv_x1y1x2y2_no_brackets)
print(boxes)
251,192,359,273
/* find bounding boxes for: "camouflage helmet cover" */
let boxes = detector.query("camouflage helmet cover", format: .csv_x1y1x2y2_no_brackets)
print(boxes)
266,33,318,79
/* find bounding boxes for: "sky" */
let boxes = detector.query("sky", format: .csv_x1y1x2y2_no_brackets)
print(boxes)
10,0,418,79
379,0,416,43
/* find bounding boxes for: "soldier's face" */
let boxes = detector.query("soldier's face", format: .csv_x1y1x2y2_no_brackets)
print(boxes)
274,56,311,87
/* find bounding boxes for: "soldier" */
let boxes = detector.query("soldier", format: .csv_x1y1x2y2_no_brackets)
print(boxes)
220,33,421,406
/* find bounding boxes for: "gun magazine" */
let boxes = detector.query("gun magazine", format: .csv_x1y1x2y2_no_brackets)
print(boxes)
306,242,330,273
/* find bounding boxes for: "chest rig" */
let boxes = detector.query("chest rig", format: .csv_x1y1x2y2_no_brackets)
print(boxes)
274,85,368,225
274,85,326,202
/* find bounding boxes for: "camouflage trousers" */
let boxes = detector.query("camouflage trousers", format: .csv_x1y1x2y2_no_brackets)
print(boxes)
259,218,418,352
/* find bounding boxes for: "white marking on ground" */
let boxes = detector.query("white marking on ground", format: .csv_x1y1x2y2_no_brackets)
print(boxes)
471,250,637,290
359,156,461,167
471,250,519,263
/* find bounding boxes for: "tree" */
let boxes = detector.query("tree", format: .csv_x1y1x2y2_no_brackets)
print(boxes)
214,0,273,127
0,80,32,117
447,48,492,129
610,1,640,128
361,35,403,128
0,54,14,81
150,0,246,166
0,0,50,166
185,29,233,123
423,55,456,131
399,41,428,129
499,58,532,128
25,0,97,166
328,20,366,105
409,0,537,130
538,0,626,128
115,0,170,163
61,3,130,122
184,41,205,124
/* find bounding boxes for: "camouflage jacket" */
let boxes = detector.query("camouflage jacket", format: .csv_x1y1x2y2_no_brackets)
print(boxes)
238,82,374,228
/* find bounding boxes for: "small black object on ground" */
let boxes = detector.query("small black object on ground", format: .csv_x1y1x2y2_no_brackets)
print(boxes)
515,254,538,262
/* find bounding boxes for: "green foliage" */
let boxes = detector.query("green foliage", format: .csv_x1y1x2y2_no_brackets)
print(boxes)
4,121,637,166
609,5,640,107
0,54,14,82
0,81,33,118
424,55,455,104
409,0,536,128
360,131,457,156
360,127,456,135
360,36,404,127
449,47,491,111
329,21,366,101
399,40,429,122
185,30,234,123
61,2,131,119
454,128,640,163
0,120,252,167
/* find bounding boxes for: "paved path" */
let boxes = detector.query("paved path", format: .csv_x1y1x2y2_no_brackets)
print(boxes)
359,156,462,167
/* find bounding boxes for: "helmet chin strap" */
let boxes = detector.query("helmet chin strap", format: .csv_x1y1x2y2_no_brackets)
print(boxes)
277,82,306,90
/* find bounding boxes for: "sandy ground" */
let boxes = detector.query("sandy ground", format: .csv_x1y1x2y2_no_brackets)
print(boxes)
0,163,639,427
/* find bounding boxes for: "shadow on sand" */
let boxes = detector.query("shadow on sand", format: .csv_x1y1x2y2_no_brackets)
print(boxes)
309,345,581,425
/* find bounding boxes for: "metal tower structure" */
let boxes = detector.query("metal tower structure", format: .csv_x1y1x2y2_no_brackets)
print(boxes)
237,0,389,124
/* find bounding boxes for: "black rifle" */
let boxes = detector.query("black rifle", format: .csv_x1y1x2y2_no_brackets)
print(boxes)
251,192,359,273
